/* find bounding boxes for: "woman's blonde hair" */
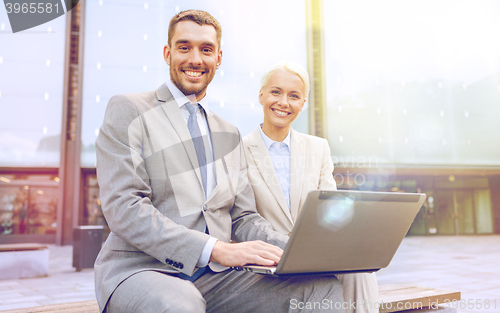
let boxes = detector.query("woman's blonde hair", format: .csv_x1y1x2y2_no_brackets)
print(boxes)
260,62,310,98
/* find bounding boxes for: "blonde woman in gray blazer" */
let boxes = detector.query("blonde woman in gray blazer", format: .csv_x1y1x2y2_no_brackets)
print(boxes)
243,62,379,313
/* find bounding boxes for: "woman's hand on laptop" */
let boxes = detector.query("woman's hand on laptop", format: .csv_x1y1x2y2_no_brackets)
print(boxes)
210,240,283,267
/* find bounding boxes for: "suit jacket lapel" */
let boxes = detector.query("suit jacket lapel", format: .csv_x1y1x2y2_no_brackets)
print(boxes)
155,84,204,193
247,128,293,224
290,128,305,222
205,113,223,203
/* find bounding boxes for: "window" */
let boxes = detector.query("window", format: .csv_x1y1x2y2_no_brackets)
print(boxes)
324,0,500,167
0,173,59,236
0,9,66,166
81,0,309,166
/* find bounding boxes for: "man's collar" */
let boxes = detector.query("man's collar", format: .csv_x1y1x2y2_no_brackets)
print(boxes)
166,79,210,116
259,124,291,150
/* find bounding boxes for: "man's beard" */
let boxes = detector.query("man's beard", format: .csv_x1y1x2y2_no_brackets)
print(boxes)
170,66,213,98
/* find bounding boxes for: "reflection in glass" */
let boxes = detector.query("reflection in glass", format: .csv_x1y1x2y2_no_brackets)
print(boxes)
324,0,500,166
81,0,308,166
456,191,474,235
0,8,66,166
434,191,455,235
0,187,27,235
0,175,58,236
83,172,109,240
27,187,58,235
474,190,493,234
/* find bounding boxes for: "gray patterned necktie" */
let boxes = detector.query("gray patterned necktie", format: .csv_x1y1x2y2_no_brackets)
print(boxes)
185,103,207,193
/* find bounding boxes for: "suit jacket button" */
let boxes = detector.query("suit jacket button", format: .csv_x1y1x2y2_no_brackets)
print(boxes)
165,258,170,263
203,204,207,211
179,263,184,269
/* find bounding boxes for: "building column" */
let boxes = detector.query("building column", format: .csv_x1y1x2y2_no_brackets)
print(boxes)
57,1,86,245
305,0,327,138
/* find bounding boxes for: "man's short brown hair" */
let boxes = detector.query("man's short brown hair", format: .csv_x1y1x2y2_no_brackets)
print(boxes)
168,10,222,51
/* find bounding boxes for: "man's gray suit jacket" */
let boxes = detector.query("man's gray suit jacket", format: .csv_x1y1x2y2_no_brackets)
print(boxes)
94,83,288,311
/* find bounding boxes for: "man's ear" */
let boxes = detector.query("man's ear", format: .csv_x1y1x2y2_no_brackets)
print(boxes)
216,50,222,69
163,45,171,66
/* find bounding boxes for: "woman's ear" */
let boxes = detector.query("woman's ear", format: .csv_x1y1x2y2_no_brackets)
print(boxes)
300,98,307,111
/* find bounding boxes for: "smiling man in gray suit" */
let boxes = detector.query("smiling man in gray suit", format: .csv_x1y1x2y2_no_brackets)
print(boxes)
94,9,344,313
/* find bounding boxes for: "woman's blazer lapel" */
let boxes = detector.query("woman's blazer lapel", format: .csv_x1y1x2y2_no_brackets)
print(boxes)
246,128,293,225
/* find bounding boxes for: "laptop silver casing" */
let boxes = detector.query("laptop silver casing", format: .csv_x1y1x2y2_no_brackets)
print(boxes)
242,190,426,276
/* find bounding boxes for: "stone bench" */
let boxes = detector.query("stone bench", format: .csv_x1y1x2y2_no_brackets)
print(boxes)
0,284,460,313
0,243,49,280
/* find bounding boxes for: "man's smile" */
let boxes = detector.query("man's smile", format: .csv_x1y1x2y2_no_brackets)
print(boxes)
183,70,204,79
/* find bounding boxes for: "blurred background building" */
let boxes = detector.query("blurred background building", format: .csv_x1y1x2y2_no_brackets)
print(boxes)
1,0,499,244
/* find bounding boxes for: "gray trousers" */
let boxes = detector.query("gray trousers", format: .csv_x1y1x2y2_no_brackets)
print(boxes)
337,273,379,313
106,269,345,313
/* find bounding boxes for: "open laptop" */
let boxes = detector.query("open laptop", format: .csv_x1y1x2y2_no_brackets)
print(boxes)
234,190,426,276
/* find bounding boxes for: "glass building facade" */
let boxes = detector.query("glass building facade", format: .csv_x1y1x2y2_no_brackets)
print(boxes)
323,0,500,166
1,0,499,243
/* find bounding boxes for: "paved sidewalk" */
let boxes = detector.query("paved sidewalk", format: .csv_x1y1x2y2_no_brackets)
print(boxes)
377,235,500,313
0,236,499,312
0,245,95,311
